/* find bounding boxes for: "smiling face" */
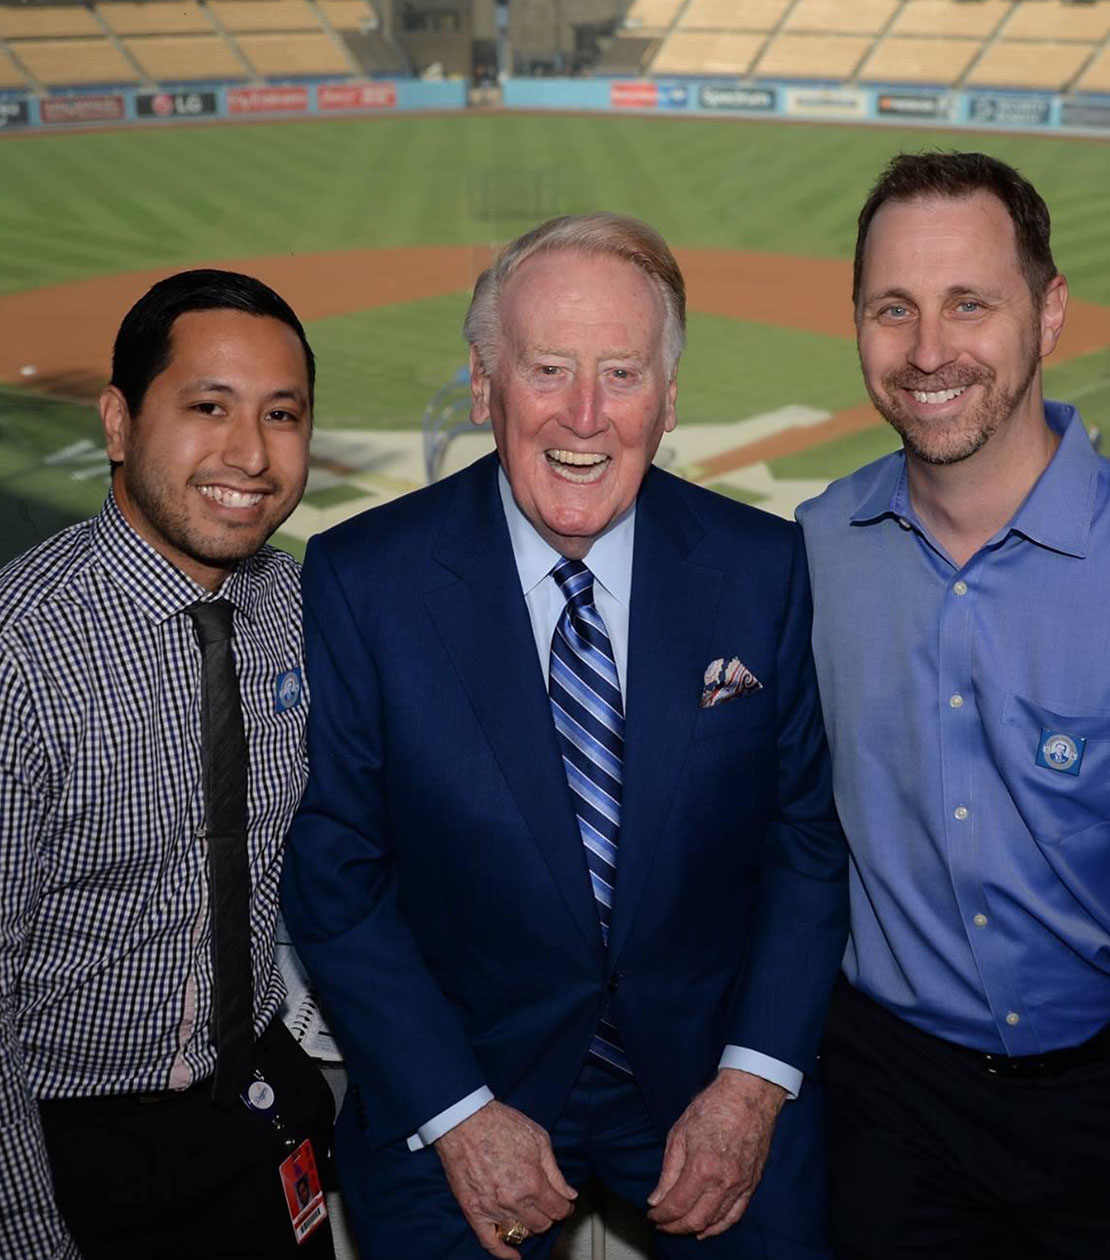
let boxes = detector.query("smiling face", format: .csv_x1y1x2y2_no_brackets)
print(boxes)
100,308,311,589
470,249,677,559
856,191,1066,468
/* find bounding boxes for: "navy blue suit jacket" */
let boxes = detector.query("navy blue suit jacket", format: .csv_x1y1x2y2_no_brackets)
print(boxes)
282,453,846,1239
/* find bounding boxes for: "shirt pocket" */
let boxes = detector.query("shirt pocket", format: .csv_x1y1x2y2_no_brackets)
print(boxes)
998,693,1110,846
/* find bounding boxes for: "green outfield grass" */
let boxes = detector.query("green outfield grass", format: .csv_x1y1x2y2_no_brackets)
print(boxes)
1,110,1108,561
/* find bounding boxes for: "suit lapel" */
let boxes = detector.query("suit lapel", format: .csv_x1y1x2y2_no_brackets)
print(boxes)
609,469,722,963
424,456,604,960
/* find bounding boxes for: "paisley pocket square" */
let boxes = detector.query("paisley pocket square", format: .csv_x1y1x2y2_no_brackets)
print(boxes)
700,656,762,709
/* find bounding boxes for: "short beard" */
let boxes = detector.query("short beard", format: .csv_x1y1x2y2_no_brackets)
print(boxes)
869,351,1039,468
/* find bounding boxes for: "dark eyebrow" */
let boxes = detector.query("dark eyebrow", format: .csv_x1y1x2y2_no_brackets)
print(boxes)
177,381,307,406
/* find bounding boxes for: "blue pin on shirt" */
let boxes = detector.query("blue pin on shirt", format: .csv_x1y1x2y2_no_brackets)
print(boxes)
274,668,303,714
1036,728,1085,776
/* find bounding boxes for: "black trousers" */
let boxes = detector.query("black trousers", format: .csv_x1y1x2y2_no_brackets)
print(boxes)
40,1020,336,1260
821,978,1110,1260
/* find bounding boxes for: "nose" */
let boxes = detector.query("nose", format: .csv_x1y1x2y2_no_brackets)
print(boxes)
908,312,955,376
223,413,269,477
562,376,606,438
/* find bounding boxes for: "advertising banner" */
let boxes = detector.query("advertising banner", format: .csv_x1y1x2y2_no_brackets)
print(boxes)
317,82,398,111
876,92,952,120
698,84,776,112
1060,99,1110,130
657,82,688,109
967,94,1051,127
135,90,218,119
227,86,309,115
785,86,866,119
41,95,125,125
0,98,30,129
610,81,658,109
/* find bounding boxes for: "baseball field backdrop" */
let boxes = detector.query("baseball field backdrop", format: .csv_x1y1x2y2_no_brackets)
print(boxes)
1,109,1109,563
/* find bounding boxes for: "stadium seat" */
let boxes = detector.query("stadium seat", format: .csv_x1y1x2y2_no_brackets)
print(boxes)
14,36,138,86
756,31,873,79
97,3,211,36
784,0,900,35
678,0,791,32
0,43,28,88
317,0,379,32
891,0,1012,38
968,39,1094,91
1005,0,1110,42
208,0,322,33
126,33,247,82
1075,44,1110,92
859,35,981,85
652,31,763,75
236,30,350,75
0,5,100,37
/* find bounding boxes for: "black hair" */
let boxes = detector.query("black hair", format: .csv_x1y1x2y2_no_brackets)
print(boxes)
110,268,316,415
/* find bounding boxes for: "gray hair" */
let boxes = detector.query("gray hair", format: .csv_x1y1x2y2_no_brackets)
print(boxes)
463,212,687,379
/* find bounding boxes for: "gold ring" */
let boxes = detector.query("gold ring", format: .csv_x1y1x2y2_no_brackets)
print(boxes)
496,1220,531,1245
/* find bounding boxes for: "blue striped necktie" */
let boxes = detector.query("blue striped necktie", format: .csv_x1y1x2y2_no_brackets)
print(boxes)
549,558,632,1076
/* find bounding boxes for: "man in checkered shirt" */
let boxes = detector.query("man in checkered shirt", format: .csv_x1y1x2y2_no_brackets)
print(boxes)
0,270,335,1259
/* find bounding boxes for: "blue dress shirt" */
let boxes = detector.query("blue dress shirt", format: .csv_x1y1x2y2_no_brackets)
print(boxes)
797,402,1110,1056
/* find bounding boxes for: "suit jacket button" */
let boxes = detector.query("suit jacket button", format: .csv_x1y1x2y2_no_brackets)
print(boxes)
607,974,622,993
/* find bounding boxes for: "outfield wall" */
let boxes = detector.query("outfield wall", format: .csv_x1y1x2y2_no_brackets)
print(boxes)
4,73,1110,137
504,76,1110,137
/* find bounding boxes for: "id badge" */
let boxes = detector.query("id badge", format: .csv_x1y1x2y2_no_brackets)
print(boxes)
279,1139,328,1243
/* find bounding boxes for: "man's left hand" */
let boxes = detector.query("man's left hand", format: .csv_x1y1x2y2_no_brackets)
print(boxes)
646,1068,786,1239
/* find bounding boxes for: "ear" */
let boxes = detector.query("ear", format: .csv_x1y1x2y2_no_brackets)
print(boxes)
100,385,131,464
663,370,678,434
1039,273,1068,359
469,345,492,427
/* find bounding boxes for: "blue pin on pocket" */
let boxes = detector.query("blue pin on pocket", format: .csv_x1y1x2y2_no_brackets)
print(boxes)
274,668,303,714
1036,728,1085,777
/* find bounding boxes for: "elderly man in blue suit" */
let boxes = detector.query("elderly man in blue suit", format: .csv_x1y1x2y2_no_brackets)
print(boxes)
282,213,847,1259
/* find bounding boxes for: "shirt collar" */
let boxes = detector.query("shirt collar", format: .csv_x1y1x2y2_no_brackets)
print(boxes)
497,465,635,607
91,489,266,624
849,402,1097,559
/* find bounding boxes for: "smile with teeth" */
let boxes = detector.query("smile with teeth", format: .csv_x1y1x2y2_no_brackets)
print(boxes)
546,449,610,482
910,386,967,405
198,485,264,509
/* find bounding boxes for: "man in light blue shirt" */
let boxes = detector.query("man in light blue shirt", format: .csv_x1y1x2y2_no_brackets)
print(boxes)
797,152,1110,1259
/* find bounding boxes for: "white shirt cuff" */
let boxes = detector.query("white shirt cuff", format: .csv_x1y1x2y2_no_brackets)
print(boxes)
406,1086,494,1151
719,1045,802,1100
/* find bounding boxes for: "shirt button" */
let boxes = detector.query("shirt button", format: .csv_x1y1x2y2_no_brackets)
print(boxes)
953,580,968,596
954,806,969,820
950,694,964,709
898,517,912,530
1006,1012,1020,1026
973,913,988,928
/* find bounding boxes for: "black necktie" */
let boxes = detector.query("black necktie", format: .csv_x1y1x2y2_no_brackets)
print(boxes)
187,599,253,1108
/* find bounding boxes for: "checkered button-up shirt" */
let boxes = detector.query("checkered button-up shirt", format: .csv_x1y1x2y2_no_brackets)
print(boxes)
0,493,308,1259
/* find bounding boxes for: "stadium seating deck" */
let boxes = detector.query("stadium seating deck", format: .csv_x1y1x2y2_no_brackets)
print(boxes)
317,0,378,32
891,0,1013,38
784,0,901,36
208,0,321,33
1075,43,1110,92
14,35,138,85
969,38,1094,90
678,0,790,32
0,5,100,38
0,42,27,87
1005,0,1110,41
97,3,211,36
756,32,873,80
236,30,349,75
622,0,684,36
125,33,247,81
652,31,764,75
858,34,981,85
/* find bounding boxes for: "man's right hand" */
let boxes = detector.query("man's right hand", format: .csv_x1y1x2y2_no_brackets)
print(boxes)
434,1100,577,1258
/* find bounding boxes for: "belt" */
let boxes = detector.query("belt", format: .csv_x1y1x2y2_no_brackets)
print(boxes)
974,1023,1110,1078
